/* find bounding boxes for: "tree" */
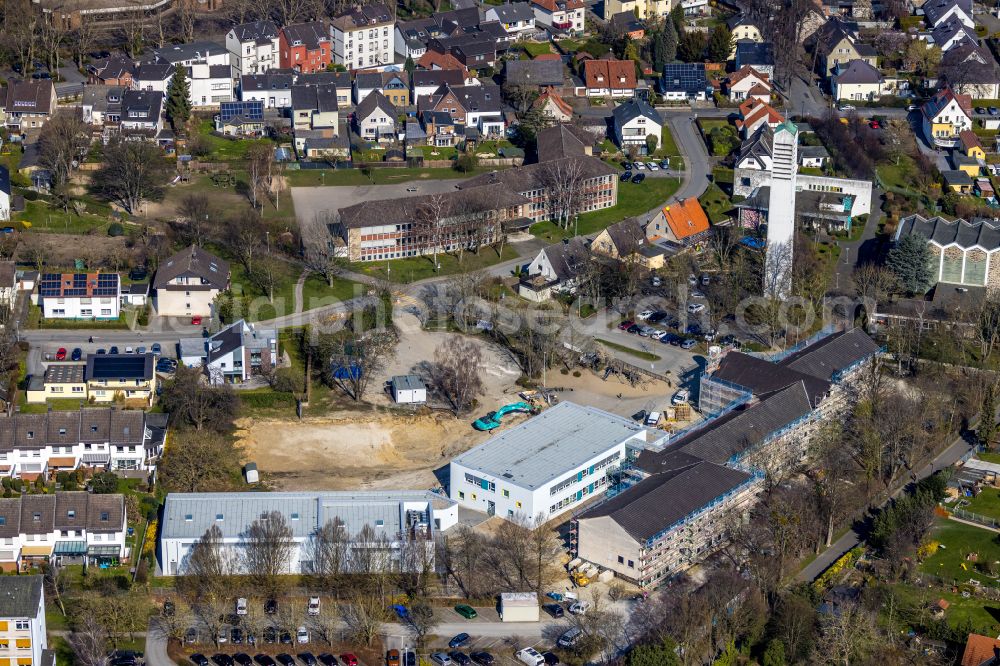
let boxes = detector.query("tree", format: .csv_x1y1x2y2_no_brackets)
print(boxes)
165,66,192,132
677,30,705,62
454,152,477,173
886,233,933,295
404,55,415,74
430,337,485,412
628,639,682,666
39,112,89,187
159,429,244,492
762,639,787,666
246,141,275,211
541,158,587,228
883,118,911,166
90,471,119,494
853,262,897,325
904,40,942,76
707,24,732,62
341,589,386,646
407,602,438,644
67,615,110,666
93,139,169,214
182,524,232,601
242,511,295,597
978,378,999,447
159,364,240,430
708,125,738,156
670,3,684,35
304,214,348,289
250,253,282,303
645,133,658,155
178,193,214,247
622,35,639,62
310,517,350,592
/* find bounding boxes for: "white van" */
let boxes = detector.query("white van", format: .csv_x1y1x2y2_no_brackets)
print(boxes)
516,647,545,666
645,411,661,426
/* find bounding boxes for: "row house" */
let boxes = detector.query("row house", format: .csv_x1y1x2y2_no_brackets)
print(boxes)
484,2,536,36
28,355,158,407
333,186,528,262
331,3,395,70
416,83,505,137
280,22,332,74
0,492,127,571
0,408,167,479
427,34,498,71
531,0,584,33
226,20,280,77
81,85,124,126
152,40,231,70
35,272,120,320
86,54,135,86
393,7,481,60
240,70,295,109
412,69,466,101
188,64,233,108
291,84,340,131
580,59,637,98
131,61,173,94
354,70,410,106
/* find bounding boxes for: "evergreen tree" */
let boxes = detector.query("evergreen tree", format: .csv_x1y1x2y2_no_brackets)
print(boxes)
979,381,999,447
677,30,706,62
762,640,787,666
628,639,681,666
707,24,732,62
404,55,415,74
623,35,639,62
165,67,192,132
663,18,678,64
670,3,685,35
886,233,933,295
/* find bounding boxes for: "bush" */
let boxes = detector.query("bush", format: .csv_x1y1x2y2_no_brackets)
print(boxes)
454,153,478,173
107,222,124,237
239,390,297,410
271,367,303,393
90,471,119,494
21,190,39,201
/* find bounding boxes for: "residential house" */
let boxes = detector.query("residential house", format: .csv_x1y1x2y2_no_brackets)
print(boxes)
3,81,56,131
85,54,135,86
609,11,646,39
531,0,584,33
429,34,498,70
25,364,87,404
726,65,771,102
81,85,124,126
152,41,232,69
416,50,469,75
291,84,340,131
226,20,280,77
923,0,974,28
591,218,645,260
813,18,876,76
420,110,460,146
0,171,9,226
894,215,1000,288
601,0,669,20
296,70,352,106
131,61,173,94
187,64,233,108
735,97,785,138
727,16,764,59
393,7,481,59
417,83,505,137
681,0,709,14
332,186,527,261
504,59,565,89
460,154,618,222
152,245,230,317
159,490,458,576
940,44,1000,99
0,261,15,309
533,90,573,121
734,42,775,78
922,86,972,148
179,319,277,384
118,90,166,143
660,62,708,101
831,59,885,101
0,493,128,569
484,2,536,36
240,70,295,109
519,238,591,300
931,19,977,53
647,197,712,246
612,99,662,155
36,273,120,320
0,409,166,479
354,70,409,106
535,123,597,160
279,22,332,73
581,59,638,98
960,129,986,160
355,91,397,143
0,576,47,663
330,3,395,69
799,145,830,168
85,354,157,405
214,99,266,136
412,69,466,101
960,633,1000,666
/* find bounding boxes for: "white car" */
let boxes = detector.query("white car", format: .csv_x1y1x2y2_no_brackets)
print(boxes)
636,309,655,321
296,626,309,644
634,161,646,170
647,162,659,170
516,647,545,666
646,411,661,426
236,598,247,616
839,104,856,111
569,601,592,615
308,596,320,616
690,290,706,299
687,303,706,314
124,346,134,354
672,389,690,405
687,274,697,286
431,654,453,666
651,330,669,341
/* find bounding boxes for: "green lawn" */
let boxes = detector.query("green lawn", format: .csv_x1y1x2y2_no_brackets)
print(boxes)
348,244,519,283
920,517,1000,585
977,452,1000,464
960,488,1000,522
284,166,496,187
409,145,458,161
229,261,300,322
531,177,680,242
656,124,680,157
522,41,554,57
888,584,1000,635
712,167,735,186
699,182,734,224
595,338,661,361
300,272,366,309
16,199,113,234
194,119,274,161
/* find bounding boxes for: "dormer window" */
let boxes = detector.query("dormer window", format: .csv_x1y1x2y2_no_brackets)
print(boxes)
100,511,109,522
26,432,33,440
32,512,40,522
67,510,75,519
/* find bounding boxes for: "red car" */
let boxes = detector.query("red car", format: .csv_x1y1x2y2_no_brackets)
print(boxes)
617,320,634,330
190,316,203,325
339,655,358,666
55,348,67,360
869,120,881,129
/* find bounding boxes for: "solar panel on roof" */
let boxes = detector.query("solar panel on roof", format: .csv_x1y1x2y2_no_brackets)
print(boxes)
220,100,263,123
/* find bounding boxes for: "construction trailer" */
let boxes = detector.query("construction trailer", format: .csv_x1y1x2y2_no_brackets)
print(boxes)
500,592,540,622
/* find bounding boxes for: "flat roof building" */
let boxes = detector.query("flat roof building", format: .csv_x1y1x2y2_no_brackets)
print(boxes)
448,402,647,523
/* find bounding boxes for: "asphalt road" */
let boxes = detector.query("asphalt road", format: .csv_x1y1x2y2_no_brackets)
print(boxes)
665,115,712,204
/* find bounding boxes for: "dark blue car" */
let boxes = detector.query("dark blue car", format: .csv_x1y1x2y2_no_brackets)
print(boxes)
448,633,470,649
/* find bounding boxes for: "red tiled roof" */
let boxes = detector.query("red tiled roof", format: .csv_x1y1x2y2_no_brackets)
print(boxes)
532,0,584,10
534,90,573,116
661,198,710,240
728,64,770,87
960,129,984,152
961,633,1000,666
735,97,784,130
583,59,636,90
417,50,468,75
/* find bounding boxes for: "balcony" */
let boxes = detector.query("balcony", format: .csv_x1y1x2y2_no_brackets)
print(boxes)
553,20,573,29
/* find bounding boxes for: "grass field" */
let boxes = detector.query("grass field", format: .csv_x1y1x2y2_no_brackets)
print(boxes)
888,584,1000,634
531,177,680,242
977,452,1000,464
595,338,661,361
657,124,680,157
284,166,492,187
522,41,553,57
230,261,300,322
194,119,274,161
300,272,366,308
348,244,519,283
16,199,114,234
699,182,734,223
920,517,1000,585
960,488,1000,522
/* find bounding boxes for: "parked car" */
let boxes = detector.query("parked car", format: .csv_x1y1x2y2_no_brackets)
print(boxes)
387,650,401,666
254,657,276,666
662,333,681,345
680,338,696,350
659,160,671,169
557,627,583,648
690,290,706,299
631,409,647,422
622,161,632,170
339,655,358,666
626,324,641,334
191,315,203,325
296,626,309,643
636,309,655,321
163,601,175,616
701,274,710,286
404,652,416,666
71,348,82,361
471,653,495,666
213,656,235,666
431,654,453,666
569,601,592,615
55,348,67,360
647,311,667,323
687,303,705,314
639,325,657,337
231,627,244,645
391,604,409,620
308,596,320,616
672,389,690,405
651,330,669,342
317,656,338,666
651,275,662,287
109,346,119,354
990,107,999,116
634,161,646,170
449,633,471,649
645,411,661,426
620,171,632,181
236,598,248,615
542,653,560,666
543,603,564,618
265,599,277,614
455,604,477,619
136,346,146,354
276,655,295,666
449,652,472,666
184,628,198,644
233,655,253,666
280,629,292,644
648,162,659,170
298,654,317,666
190,656,210,666
516,648,545,666
96,348,107,355
617,320,634,330
124,346,134,354
151,342,162,355
217,628,228,644
868,120,880,129
631,173,646,184
838,103,855,111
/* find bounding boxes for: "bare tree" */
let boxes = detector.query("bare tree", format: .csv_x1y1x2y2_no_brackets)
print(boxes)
175,0,197,42
304,215,347,288
321,328,396,401
182,524,233,602
118,11,147,58
341,589,386,646
155,597,195,645
251,253,283,303
430,337,484,412
308,600,341,646
311,517,350,592
93,139,169,214
246,141,275,211
39,17,67,75
71,17,99,69
242,511,295,597
67,615,110,666
414,194,448,270
229,211,264,275
39,112,90,188
5,0,39,75
178,193,214,247
19,234,47,271
853,262,898,327
541,159,587,229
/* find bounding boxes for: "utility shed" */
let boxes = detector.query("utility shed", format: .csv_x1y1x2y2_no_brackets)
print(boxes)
499,592,539,622
391,375,427,404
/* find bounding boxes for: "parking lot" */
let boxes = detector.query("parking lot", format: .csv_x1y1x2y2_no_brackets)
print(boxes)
27,341,179,377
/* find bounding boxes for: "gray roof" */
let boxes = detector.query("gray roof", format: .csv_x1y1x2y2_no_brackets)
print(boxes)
452,402,644,490
291,83,340,114
162,490,455,540
241,71,295,93
779,328,881,380
355,90,396,122
153,245,229,290
338,185,527,230
330,2,394,31
931,19,977,48
711,350,831,403
44,363,85,384
798,145,829,159
460,155,616,193
923,0,972,25
488,1,534,22
392,375,425,390
412,69,465,90
82,85,125,114
601,218,644,256
613,98,660,127
504,59,565,87
280,22,329,49
121,89,163,124
0,410,149,452
535,124,592,162
0,575,42,618
578,459,752,542
540,236,590,281
737,124,773,167
230,20,279,44
152,40,228,64
833,59,883,84
735,41,775,66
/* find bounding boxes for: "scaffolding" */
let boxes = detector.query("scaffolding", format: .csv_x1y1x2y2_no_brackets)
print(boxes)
698,374,754,417
750,325,837,363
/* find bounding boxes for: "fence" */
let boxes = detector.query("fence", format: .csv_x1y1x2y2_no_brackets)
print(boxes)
950,506,1000,530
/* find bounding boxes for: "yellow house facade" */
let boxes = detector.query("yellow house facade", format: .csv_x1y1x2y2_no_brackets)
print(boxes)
0,576,47,666
602,0,671,20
